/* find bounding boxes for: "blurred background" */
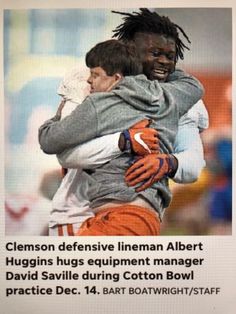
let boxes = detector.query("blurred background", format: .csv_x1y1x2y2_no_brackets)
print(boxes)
4,8,232,235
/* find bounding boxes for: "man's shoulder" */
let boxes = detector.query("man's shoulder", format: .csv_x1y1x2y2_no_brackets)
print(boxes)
121,74,149,86
84,91,119,112
88,91,114,101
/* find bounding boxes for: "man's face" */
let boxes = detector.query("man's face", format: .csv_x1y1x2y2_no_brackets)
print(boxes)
133,33,176,81
87,67,118,93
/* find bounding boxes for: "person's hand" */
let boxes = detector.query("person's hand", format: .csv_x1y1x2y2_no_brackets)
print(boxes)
119,119,159,155
125,153,177,192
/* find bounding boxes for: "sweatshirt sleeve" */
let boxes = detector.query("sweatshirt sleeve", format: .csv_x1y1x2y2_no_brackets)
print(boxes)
38,97,98,154
57,132,122,169
160,69,204,117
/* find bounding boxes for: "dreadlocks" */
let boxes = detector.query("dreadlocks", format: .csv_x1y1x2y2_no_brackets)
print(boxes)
112,8,191,61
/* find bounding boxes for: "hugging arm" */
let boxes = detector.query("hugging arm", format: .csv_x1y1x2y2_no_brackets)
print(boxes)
125,100,209,190
58,119,158,169
38,97,98,154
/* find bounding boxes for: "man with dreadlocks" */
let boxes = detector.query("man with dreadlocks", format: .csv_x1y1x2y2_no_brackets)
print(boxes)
41,8,208,236
111,8,208,190
39,38,202,236
58,8,208,188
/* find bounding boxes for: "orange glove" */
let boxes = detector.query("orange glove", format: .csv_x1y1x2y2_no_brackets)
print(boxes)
125,153,177,192
121,119,159,155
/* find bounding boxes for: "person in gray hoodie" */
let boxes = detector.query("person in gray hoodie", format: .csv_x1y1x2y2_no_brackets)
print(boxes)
39,39,204,235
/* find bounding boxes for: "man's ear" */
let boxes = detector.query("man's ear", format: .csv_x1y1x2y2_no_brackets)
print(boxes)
114,73,123,82
106,73,123,92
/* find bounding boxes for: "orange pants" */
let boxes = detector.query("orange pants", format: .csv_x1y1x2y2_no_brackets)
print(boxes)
76,204,160,236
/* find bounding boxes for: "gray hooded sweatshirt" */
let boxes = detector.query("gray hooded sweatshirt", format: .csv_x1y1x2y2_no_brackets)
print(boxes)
39,69,204,217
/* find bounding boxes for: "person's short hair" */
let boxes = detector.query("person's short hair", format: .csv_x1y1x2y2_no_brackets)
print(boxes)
112,8,191,61
85,39,142,76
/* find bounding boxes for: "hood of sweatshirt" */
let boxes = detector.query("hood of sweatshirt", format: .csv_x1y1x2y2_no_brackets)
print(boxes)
112,74,162,113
